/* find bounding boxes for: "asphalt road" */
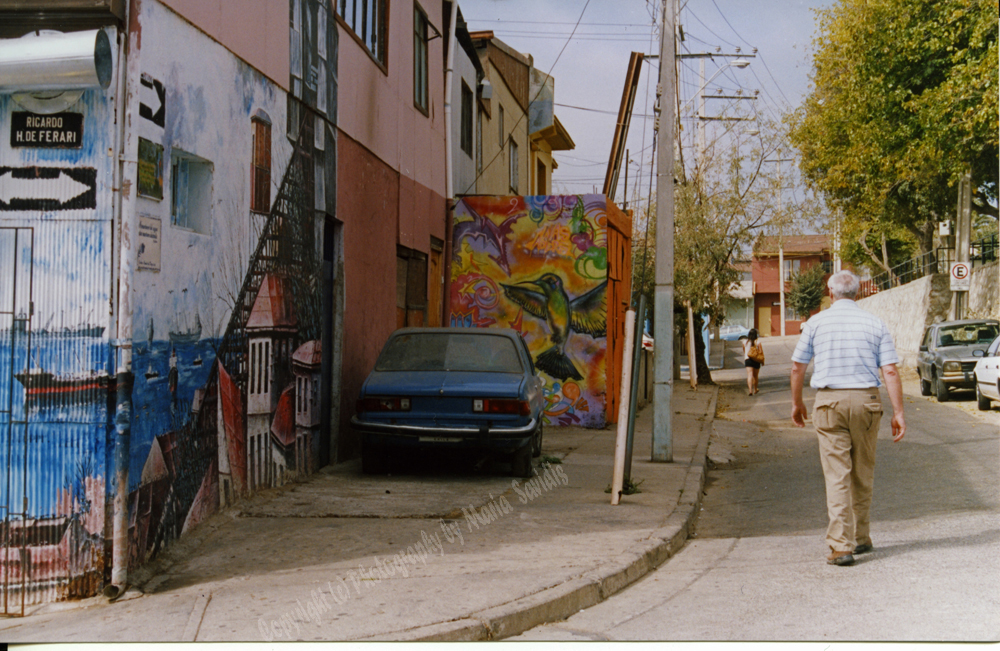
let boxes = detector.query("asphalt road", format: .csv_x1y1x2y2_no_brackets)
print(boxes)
513,335,1000,642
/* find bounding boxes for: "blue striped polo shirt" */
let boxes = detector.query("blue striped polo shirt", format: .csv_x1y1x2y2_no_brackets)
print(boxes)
791,299,900,389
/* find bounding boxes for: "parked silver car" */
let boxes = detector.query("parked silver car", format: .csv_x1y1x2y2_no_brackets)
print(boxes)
917,319,999,402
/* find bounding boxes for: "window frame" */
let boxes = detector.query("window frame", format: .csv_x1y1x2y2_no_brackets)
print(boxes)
250,116,271,214
335,0,388,70
413,3,429,115
782,258,801,282
460,80,473,157
498,103,505,148
170,148,213,235
509,139,519,194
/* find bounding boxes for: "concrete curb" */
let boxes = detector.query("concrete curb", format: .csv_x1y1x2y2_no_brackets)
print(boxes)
396,385,719,641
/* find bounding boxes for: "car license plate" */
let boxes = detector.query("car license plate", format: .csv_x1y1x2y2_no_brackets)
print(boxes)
418,436,462,443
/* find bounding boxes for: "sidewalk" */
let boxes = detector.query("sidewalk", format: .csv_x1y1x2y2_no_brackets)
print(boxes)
1,383,719,642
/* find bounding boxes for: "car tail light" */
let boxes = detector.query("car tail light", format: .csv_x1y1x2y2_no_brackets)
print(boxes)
357,397,411,412
472,398,530,416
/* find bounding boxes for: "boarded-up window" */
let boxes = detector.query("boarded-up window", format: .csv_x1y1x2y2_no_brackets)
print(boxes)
251,117,271,213
396,246,427,328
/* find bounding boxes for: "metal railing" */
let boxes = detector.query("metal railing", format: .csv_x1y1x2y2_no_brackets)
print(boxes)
857,234,998,299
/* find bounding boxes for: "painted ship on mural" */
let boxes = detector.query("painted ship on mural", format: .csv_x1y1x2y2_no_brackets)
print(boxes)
14,367,112,404
32,309,106,338
169,311,202,345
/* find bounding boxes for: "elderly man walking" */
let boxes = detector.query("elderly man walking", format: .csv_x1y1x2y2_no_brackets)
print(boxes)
790,270,906,566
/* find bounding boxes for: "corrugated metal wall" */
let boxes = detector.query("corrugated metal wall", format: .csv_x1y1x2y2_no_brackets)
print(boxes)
0,85,116,611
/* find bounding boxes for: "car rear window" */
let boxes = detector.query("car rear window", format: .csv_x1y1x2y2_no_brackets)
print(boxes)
938,323,999,346
376,333,524,373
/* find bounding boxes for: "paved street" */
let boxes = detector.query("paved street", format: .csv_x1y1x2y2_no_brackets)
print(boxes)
514,335,1000,642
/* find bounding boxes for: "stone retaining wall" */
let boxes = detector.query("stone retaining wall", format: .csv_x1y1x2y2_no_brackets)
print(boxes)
858,262,1000,367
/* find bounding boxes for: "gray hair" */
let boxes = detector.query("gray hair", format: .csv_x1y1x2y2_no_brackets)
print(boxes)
827,270,860,299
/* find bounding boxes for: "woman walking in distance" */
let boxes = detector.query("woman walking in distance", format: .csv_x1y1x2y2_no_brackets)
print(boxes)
743,328,763,395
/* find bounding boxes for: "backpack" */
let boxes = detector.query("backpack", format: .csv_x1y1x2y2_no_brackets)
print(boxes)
747,341,765,364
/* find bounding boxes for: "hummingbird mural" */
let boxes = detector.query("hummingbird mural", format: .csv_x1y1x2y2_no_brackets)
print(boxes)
501,273,607,381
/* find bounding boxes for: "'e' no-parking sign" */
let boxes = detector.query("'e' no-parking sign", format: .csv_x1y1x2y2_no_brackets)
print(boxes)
950,262,971,291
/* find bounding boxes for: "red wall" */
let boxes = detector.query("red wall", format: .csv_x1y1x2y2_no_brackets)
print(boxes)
336,130,447,458
337,131,400,458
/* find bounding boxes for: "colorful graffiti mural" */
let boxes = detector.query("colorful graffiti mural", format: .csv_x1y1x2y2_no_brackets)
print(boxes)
450,195,609,428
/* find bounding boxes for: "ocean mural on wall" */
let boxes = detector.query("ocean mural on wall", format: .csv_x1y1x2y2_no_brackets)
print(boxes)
450,195,609,428
0,0,338,604
124,0,333,570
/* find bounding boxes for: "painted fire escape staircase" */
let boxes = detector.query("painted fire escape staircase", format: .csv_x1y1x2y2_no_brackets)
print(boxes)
215,117,317,392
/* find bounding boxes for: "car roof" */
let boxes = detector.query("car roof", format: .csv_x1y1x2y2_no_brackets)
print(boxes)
932,319,999,328
391,327,523,340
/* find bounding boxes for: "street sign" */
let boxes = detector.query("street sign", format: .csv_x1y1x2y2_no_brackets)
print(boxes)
10,112,84,149
950,262,971,291
0,166,97,211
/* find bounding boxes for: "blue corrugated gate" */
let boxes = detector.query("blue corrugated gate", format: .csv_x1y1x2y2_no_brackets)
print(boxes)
1,88,117,610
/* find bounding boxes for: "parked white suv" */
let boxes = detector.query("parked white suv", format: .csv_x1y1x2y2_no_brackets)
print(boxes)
973,335,1000,410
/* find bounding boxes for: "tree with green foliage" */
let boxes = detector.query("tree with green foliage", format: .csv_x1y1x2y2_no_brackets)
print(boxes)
786,263,828,320
632,116,819,384
789,0,998,274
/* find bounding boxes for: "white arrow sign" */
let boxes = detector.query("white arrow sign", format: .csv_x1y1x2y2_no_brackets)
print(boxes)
0,170,91,204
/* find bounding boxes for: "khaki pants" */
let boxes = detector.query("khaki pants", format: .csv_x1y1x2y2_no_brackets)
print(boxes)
813,388,883,552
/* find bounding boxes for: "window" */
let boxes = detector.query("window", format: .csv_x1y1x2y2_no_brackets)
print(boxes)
509,140,519,194
784,304,799,322
413,4,429,114
251,117,271,213
336,0,386,64
498,104,505,147
476,111,483,178
460,81,473,157
783,259,800,281
171,149,212,234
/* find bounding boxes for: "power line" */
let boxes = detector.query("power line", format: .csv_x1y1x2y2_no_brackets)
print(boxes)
461,0,594,195
466,19,654,27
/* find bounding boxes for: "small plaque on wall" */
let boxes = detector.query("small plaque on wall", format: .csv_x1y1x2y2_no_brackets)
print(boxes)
137,215,161,271
137,138,164,200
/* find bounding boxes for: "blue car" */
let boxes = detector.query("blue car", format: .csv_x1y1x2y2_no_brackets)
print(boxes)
352,327,545,477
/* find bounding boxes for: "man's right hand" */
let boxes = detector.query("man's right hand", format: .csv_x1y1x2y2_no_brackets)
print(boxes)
791,402,808,427
891,413,905,442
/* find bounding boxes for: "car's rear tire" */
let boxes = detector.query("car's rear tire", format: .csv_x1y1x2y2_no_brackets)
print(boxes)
532,423,543,458
919,374,931,396
511,444,533,478
977,382,992,411
362,440,388,474
934,373,949,402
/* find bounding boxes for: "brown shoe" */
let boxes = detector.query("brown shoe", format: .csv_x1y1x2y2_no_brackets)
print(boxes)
827,551,855,566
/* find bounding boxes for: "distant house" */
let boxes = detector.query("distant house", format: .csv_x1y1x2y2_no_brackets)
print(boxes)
752,235,834,336
724,260,755,328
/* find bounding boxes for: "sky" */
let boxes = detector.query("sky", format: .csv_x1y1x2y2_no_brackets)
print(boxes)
460,0,831,212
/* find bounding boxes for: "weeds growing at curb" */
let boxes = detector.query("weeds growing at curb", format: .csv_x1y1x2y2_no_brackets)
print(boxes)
605,477,644,495
540,455,562,465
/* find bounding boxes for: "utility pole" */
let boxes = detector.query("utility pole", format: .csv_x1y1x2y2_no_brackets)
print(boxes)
652,0,675,462
952,168,972,319
688,55,754,344
764,155,793,336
